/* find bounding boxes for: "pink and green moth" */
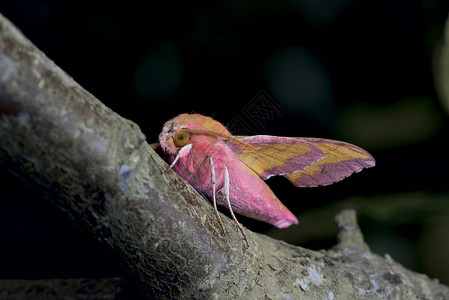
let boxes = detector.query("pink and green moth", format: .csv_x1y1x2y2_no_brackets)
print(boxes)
156,113,375,245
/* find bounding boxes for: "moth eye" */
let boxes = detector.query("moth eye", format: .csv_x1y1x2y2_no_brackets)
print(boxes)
173,129,190,147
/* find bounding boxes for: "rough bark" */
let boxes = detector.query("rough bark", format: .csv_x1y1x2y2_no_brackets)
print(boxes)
0,12,448,299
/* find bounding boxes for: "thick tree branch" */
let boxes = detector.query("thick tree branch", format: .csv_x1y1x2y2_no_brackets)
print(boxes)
1,13,448,299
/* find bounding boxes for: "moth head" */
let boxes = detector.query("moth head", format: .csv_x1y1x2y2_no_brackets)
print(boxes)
159,114,256,155
159,120,191,155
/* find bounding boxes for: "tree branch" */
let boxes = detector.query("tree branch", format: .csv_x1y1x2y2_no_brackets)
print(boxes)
1,13,448,299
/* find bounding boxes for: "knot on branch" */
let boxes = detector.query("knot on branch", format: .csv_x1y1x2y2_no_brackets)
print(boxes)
334,209,370,253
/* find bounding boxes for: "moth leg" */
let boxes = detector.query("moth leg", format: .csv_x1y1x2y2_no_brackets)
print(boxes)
167,144,192,171
208,156,227,234
223,166,249,247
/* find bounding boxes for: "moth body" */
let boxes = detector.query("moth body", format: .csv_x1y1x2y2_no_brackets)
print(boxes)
159,113,298,228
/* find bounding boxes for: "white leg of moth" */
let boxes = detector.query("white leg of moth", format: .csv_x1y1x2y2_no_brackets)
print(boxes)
168,144,192,170
209,156,226,233
223,166,249,247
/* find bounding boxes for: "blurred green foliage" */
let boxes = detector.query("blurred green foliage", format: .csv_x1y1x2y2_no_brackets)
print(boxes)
334,97,444,150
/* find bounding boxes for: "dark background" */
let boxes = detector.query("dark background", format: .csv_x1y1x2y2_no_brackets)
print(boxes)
1,0,449,286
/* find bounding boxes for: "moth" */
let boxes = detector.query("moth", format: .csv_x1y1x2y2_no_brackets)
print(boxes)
155,113,375,246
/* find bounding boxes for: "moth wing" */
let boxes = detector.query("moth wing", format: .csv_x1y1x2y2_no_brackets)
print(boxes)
232,136,375,187
282,138,375,187
229,135,325,180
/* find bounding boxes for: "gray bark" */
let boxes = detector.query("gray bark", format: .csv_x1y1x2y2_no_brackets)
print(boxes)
0,12,448,299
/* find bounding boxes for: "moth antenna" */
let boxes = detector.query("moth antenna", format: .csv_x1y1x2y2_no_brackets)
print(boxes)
183,128,258,150
208,156,227,234
223,166,249,248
